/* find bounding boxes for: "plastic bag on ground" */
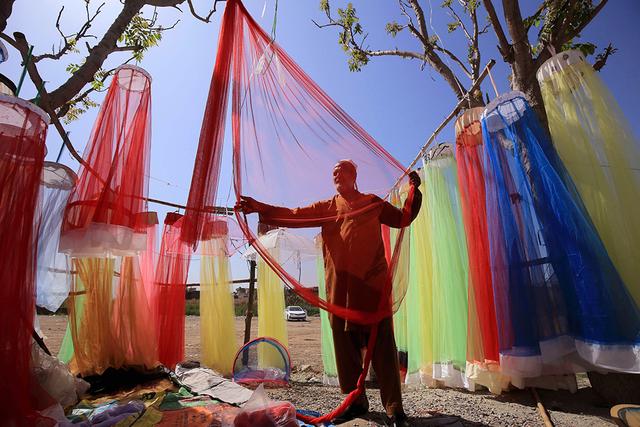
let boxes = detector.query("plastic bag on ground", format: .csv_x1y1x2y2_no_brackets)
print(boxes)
231,384,298,427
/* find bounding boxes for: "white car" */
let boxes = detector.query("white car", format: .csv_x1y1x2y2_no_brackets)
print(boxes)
285,306,307,321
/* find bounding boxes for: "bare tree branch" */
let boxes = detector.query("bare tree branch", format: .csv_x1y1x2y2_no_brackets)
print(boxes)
446,5,473,42
593,42,617,71
559,0,608,45
484,0,513,63
33,2,105,63
187,0,216,23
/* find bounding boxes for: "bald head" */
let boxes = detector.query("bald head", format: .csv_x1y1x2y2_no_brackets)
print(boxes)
333,159,358,196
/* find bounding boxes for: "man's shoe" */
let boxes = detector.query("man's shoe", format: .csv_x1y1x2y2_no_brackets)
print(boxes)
331,403,369,425
386,411,410,427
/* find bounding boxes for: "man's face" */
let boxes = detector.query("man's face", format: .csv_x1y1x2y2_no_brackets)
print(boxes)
333,163,356,194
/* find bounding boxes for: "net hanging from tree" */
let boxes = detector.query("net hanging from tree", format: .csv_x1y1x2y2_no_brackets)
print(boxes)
481,91,640,377
36,162,77,312
60,64,155,375
537,50,640,306
0,94,48,425
200,218,239,376
410,147,471,388
154,213,191,370
183,0,418,421
454,107,508,394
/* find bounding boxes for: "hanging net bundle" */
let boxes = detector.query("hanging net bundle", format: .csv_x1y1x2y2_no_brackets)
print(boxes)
481,91,640,377
454,107,508,394
200,218,239,376
406,146,471,388
60,64,155,375
60,64,152,256
233,337,292,387
112,212,160,370
317,236,339,386
154,213,191,369
36,162,77,312
183,0,417,420
0,94,48,424
537,50,640,306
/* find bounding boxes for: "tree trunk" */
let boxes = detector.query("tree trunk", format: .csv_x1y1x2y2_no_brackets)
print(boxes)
0,0,15,32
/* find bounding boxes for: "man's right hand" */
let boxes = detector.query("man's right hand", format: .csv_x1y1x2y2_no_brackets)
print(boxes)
235,196,265,215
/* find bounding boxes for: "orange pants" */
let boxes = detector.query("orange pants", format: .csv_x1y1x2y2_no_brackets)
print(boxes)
331,317,403,416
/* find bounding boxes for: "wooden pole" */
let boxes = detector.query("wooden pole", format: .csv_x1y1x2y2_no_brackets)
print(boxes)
243,259,257,344
392,59,496,190
531,387,554,427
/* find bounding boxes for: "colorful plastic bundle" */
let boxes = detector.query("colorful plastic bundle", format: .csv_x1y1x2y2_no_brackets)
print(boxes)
154,213,191,369
60,65,152,257
200,219,238,376
0,94,48,424
36,162,77,312
454,107,507,393
538,50,640,305
481,91,640,376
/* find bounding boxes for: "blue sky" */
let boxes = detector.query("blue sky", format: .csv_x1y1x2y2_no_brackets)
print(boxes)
3,0,639,282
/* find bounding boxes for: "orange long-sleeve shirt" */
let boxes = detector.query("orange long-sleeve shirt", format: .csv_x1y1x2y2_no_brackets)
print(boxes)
259,189,421,330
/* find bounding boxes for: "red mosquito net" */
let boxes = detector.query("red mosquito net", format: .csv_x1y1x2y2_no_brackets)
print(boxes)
60,64,152,256
154,213,191,369
454,109,500,371
183,0,417,421
0,94,48,424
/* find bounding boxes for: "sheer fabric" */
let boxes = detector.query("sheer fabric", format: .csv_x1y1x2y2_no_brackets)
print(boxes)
318,239,338,386
200,219,238,376
36,162,77,312
112,212,160,370
184,0,414,323
454,108,507,393
67,257,117,375
482,91,640,375
154,213,191,369
537,50,640,305
423,149,470,387
0,94,48,424
185,0,416,420
60,65,152,257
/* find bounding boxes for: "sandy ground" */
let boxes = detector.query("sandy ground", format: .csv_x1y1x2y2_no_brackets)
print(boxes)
38,315,613,426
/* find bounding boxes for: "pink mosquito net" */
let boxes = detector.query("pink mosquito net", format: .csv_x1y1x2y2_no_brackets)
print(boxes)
183,0,419,421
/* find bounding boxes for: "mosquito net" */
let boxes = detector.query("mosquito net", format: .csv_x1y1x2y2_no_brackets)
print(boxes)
60,64,152,257
200,218,238,376
454,107,507,393
184,0,419,419
481,91,640,376
36,162,77,312
0,94,48,424
233,337,291,387
537,50,640,306
423,147,469,387
154,213,191,369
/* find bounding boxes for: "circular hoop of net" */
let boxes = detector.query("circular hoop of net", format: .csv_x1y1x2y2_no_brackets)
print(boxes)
232,337,291,388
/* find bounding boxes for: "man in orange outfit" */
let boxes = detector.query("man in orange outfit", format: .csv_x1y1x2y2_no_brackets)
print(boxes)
237,160,421,426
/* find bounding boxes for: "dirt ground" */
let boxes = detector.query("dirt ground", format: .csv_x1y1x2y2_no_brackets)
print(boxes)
38,315,614,426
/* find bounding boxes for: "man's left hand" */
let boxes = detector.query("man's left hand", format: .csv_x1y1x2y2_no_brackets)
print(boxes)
409,171,421,188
